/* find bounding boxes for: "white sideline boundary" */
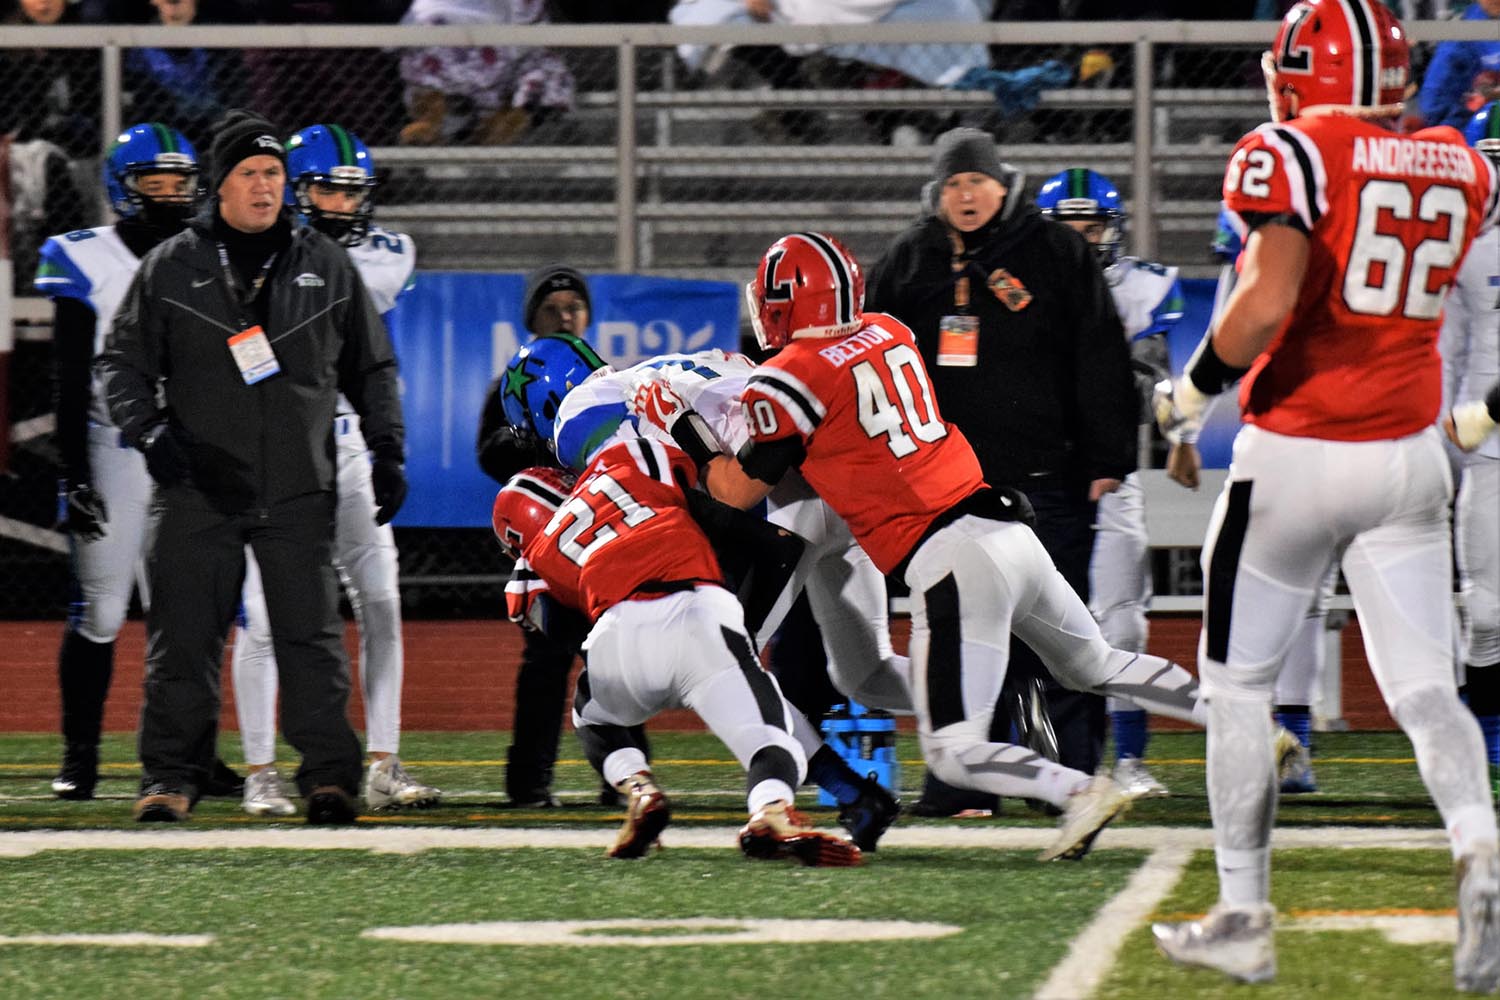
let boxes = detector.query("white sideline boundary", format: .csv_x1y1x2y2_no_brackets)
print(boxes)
0,824,1451,858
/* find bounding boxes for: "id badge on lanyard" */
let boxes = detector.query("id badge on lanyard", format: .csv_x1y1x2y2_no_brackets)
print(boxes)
216,242,282,385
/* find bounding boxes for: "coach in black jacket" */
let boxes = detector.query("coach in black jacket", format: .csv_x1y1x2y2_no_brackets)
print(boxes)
866,127,1137,812
97,110,405,825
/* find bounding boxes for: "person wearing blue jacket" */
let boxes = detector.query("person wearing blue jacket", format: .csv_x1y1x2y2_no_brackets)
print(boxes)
1417,1,1500,130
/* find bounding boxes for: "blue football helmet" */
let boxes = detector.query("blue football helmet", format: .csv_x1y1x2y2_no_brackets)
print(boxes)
105,123,199,222
501,333,611,447
1036,167,1125,265
1466,101,1500,161
284,123,378,246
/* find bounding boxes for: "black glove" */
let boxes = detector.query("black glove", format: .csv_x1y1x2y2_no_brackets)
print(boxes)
372,457,408,526
57,481,108,541
140,425,191,487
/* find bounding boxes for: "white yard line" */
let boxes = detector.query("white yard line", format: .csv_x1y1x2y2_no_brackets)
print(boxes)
0,824,1451,858
1033,844,1194,1000
0,932,213,948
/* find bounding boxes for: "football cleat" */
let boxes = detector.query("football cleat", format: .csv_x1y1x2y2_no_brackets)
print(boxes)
1455,847,1500,994
364,756,442,811
306,786,359,826
1272,726,1309,786
242,766,297,817
837,777,900,852
1039,773,1136,862
1153,903,1276,984
607,772,671,860
1113,756,1170,799
739,801,862,867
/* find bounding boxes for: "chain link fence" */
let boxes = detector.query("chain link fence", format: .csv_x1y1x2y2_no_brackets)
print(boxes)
2,20,1493,615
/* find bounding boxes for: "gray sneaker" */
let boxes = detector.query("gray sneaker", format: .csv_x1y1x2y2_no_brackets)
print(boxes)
1153,903,1276,984
1113,756,1169,799
242,766,297,817
364,756,442,811
1039,773,1135,862
1455,847,1500,994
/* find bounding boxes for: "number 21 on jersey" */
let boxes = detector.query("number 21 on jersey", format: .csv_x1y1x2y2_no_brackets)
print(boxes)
544,473,655,566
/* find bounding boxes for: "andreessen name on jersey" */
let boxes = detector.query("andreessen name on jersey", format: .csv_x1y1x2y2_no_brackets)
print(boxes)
1352,135,1478,183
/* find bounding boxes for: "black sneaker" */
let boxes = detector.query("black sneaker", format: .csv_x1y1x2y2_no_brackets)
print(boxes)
52,743,99,801
305,786,358,825
837,778,900,851
509,791,562,809
201,758,245,798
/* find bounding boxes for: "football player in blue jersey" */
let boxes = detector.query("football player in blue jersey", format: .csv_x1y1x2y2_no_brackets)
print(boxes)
37,123,242,801
229,124,439,817
1442,103,1500,801
1038,167,1190,799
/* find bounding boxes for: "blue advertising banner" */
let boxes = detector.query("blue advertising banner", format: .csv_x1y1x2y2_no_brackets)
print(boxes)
386,272,740,527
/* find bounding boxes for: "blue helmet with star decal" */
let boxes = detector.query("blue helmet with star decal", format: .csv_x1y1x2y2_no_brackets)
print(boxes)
501,333,610,447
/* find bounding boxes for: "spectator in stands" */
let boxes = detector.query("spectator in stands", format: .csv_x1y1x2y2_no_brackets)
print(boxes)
0,0,104,157
1415,1,1500,130
124,0,243,139
240,2,407,146
397,0,575,146
548,0,669,20
672,0,997,145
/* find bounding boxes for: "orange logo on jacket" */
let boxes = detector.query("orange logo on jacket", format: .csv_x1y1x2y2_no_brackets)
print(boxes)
987,268,1032,311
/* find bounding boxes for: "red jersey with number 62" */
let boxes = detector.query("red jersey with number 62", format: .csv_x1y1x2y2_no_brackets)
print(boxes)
523,437,723,621
1222,115,1500,440
741,313,985,574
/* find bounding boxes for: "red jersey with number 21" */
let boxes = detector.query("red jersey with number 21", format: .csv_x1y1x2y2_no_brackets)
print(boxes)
1222,115,1500,441
740,312,985,574
523,437,723,621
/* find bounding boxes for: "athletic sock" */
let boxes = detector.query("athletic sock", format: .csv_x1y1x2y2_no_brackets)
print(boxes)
1110,709,1148,760
1274,705,1313,750
807,744,862,807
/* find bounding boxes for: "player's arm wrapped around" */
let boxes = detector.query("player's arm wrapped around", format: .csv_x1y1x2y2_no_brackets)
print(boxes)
624,370,724,476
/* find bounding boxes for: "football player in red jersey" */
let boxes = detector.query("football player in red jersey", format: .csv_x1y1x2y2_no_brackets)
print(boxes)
495,444,863,868
1152,1,1500,989
689,231,1212,863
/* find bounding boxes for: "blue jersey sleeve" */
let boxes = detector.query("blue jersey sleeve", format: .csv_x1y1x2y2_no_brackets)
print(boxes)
555,400,631,472
1210,207,1243,265
1142,277,1186,338
34,236,94,302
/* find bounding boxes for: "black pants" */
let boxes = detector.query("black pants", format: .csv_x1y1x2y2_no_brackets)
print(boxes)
506,626,575,800
138,488,361,801
919,481,1105,809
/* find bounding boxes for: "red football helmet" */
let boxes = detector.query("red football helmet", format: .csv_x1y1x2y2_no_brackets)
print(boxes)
1262,0,1409,123
745,232,865,350
491,466,576,559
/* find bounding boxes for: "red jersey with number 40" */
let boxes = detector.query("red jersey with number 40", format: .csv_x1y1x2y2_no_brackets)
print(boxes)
523,437,723,621
1222,115,1500,440
741,313,985,574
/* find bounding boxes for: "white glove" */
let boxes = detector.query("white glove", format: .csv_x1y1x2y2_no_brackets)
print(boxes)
1153,376,1208,446
1448,400,1498,452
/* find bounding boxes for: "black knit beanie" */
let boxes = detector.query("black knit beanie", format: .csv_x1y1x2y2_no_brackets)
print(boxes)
931,127,1006,185
209,109,286,192
523,264,591,333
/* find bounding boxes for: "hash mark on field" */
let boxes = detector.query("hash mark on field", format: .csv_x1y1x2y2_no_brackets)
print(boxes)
1033,844,1193,1000
0,932,214,948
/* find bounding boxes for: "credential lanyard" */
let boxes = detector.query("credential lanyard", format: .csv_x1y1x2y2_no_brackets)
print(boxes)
215,241,277,329
947,226,970,312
